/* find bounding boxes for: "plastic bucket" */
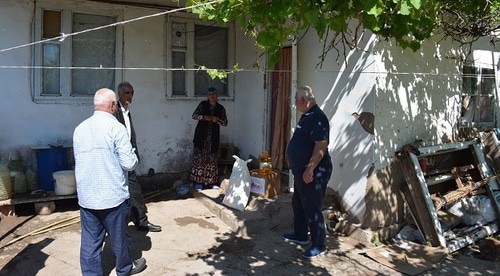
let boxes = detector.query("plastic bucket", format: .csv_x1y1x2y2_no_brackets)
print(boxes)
35,147,69,191
53,170,76,195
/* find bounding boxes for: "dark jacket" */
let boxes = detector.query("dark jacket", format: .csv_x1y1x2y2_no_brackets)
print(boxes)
193,100,227,153
115,101,139,160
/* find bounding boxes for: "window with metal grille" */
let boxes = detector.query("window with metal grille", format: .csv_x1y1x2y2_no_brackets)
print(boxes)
460,65,497,127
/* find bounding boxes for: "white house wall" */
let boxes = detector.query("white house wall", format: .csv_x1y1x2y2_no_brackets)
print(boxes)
3,0,498,231
373,39,464,170
232,26,267,162
296,27,499,226
296,30,378,222
374,37,500,169
0,0,266,176
368,37,499,231
0,0,89,169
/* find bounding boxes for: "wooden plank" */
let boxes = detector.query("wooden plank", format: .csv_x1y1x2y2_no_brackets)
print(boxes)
471,143,500,221
398,153,445,247
427,174,453,186
0,193,77,206
409,153,447,247
451,165,476,188
418,141,478,157
399,189,425,242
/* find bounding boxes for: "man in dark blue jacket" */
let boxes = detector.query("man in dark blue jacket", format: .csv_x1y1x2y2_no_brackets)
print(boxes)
284,85,332,259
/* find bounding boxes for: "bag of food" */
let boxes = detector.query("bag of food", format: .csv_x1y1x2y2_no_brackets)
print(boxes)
222,155,252,211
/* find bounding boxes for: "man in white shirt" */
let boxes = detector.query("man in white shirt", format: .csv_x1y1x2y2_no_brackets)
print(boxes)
73,88,146,275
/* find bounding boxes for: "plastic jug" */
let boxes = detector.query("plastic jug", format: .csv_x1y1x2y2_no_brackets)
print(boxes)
0,165,12,200
259,151,272,175
13,171,27,194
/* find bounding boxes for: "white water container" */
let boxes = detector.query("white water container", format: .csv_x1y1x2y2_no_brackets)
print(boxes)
13,171,27,194
0,165,12,200
53,170,76,195
26,169,39,192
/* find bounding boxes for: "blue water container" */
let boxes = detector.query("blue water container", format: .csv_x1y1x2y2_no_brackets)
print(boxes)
34,147,69,191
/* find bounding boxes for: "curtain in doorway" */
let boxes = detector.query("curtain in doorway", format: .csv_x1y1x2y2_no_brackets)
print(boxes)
270,47,292,171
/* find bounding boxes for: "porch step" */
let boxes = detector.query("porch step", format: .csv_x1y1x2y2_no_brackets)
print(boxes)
194,189,293,236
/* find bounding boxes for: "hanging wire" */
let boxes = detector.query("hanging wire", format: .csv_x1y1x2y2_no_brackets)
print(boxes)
0,64,487,77
0,0,496,78
0,0,222,53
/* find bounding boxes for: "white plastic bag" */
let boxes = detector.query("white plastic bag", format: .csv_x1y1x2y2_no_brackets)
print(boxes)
448,195,496,226
222,155,252,211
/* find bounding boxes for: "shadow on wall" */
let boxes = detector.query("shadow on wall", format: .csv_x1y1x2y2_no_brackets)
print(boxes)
361,162,407,232
359,37,467,234
320,33,471,234
375,39,462,159
320,33,377,225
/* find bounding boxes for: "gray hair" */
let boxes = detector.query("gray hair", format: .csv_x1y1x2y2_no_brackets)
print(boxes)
94,88,116,107
296,85,315,101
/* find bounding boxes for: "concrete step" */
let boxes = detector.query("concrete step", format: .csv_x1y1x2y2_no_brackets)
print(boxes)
194,189,293,236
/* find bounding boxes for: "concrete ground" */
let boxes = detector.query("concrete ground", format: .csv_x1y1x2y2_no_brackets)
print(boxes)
0,188,498,275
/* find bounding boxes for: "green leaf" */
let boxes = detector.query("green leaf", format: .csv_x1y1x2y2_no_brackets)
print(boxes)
256,31,277,48
400,1,411,15
304,10,320,26
268,51,281,68
409,0,421,9
366,2,384,16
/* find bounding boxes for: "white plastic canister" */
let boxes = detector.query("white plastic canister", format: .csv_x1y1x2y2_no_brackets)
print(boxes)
53,170,76,195
0,165,12,200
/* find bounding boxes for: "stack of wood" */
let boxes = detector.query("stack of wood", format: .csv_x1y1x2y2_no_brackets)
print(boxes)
432,164,497,211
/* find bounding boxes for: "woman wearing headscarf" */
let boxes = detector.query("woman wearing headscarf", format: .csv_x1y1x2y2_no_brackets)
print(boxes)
190,87,228,190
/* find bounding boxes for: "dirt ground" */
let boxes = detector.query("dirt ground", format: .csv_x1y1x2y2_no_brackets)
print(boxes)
0,189,498,275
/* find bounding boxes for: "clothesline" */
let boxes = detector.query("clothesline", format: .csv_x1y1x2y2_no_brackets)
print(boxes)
0,65,495,77
0,0,222,53
0,0,495,78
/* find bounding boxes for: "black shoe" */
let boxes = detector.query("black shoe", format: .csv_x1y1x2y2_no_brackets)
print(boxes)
130,257,146,275
137,222,162,232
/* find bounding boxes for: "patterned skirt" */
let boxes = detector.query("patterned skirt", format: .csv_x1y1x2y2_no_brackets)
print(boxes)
189,146,219,186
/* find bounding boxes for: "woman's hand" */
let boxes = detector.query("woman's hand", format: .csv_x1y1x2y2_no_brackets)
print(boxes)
202,115,219,123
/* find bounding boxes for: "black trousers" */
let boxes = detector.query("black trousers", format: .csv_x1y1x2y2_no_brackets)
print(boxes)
128,171,148,226
292,161,332,248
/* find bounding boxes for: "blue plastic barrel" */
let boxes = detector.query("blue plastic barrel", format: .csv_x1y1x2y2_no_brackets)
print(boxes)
34,147,69,191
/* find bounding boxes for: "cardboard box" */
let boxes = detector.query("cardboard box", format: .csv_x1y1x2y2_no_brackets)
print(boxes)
250,176,266,195
250,169,281,198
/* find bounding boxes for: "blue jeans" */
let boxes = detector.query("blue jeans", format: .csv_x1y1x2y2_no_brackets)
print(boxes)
80,200,132,276
292,162,332,248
